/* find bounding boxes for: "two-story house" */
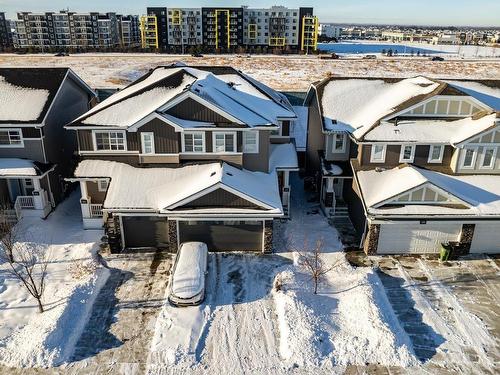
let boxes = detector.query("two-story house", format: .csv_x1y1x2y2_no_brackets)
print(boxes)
305,76,500,255
66,65,298,253
0,68,95,221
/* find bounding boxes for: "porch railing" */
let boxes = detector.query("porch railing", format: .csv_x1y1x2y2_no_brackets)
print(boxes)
16,196,35,209
89,204,103,218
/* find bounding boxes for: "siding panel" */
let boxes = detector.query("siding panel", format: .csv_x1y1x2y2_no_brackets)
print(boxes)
138,118,179,153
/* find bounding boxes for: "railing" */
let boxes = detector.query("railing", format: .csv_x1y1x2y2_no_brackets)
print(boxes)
90,204,103,218
16,196,35,209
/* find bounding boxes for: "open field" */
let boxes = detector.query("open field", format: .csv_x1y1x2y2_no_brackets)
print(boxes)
0,53,499,91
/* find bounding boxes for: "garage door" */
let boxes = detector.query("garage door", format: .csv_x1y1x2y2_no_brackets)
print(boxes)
470,223,500,254
377,222,462,254
122,216,169,249
178,220,263,252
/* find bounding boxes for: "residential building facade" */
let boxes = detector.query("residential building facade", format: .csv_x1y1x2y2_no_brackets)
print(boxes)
140,7,167,50
305,76,500,255
13,11,130,49
118,15,140,47
0,68,95,221
0,12,13,50
66,65,299,253
139,5,318,52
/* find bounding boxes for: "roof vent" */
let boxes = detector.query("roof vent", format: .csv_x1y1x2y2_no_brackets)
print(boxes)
194,88,200,93
375,167,386,173
226,172,233,176
394,129,400,134
210,171,216,177
227,82,236,89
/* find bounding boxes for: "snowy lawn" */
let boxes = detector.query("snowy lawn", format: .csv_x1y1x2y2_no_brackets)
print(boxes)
0,191,109,368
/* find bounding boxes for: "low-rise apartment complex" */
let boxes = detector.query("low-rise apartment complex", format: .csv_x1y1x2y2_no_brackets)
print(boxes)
140,5,318,52
14,10,140,49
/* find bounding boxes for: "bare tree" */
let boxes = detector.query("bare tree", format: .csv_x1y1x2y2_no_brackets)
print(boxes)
0,219,50,313
0,205,19,262
297,238,341,294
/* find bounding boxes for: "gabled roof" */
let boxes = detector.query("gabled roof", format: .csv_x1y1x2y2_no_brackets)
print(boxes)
355,164,500,217
0,158,54,177
0,68,94,124
73,160,282,215
312,75,500,142
67,65,296,129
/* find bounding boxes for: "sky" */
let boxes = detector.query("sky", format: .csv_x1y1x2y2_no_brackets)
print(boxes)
0,0,499,27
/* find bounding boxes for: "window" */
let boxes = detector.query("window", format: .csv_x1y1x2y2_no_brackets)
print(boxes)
243,131,258,153
399,144,415,163
370,144,386,163
0,129,23,147
141,132,155,154
213,132,235,153
480,147,497,169
332,133,346,153
98,179,109,192
428,145,444,163
183,132,204,153
461,147,477,168
94,131,126,151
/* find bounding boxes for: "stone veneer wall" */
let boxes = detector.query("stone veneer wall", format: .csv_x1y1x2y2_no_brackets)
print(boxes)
457,223,475,255
263,220,274,253
363,224,380,255
168,220,178,253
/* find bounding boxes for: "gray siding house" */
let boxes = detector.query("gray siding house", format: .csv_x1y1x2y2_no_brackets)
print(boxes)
305,76,500,255
0,68,95,220
66,65,299,253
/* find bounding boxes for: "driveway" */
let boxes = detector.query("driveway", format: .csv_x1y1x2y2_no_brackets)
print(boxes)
347,252,500,374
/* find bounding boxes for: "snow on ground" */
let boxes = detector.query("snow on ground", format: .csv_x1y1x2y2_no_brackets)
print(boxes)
0,191,109,368
147,174,419,373
0,54,498,91
272,255,417,368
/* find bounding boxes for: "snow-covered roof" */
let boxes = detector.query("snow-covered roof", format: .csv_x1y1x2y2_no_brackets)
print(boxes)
0,68,85,124
291,106,308,151
446,80,500,110
70,66,296,129
320,77,441,138
356,165,500,217
172,242,207,298
363,113,499,144
74,160,283,215
269,143,299,171
0,158,51,177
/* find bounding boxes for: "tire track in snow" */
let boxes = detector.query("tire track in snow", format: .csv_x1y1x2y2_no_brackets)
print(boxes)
417,258,496,370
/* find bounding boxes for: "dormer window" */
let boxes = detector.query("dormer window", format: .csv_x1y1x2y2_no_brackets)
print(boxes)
480,147,497,169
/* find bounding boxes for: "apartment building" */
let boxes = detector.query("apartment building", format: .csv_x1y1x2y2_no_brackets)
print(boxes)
140,7,168,50
318,24,342,39
118,15,140,47
14,11,124,49
140,5,317,52
0,12,13,50
166,8,203,52
202,7,244,50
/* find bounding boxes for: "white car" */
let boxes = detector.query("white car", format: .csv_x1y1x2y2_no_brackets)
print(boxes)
168,242,208,307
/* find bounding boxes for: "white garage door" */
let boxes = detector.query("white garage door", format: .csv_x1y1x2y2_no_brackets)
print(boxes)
377,222,462,254
470,223,500,254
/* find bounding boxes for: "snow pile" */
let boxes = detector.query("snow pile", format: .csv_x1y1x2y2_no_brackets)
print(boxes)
272,253,418,367
0,192,109,368
0,76,49,122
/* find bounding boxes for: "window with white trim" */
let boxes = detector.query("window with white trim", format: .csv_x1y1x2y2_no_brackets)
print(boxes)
480,147,497,169
399,144,415,163
370,144,386,163
94,131,126,151
428,145,444,163
98,179,109,192
332,133,346,153
213,132,235,153
0,129,23,147
183,132,204,153
243,131,258,153
141,132,155,154
461,147,477,168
